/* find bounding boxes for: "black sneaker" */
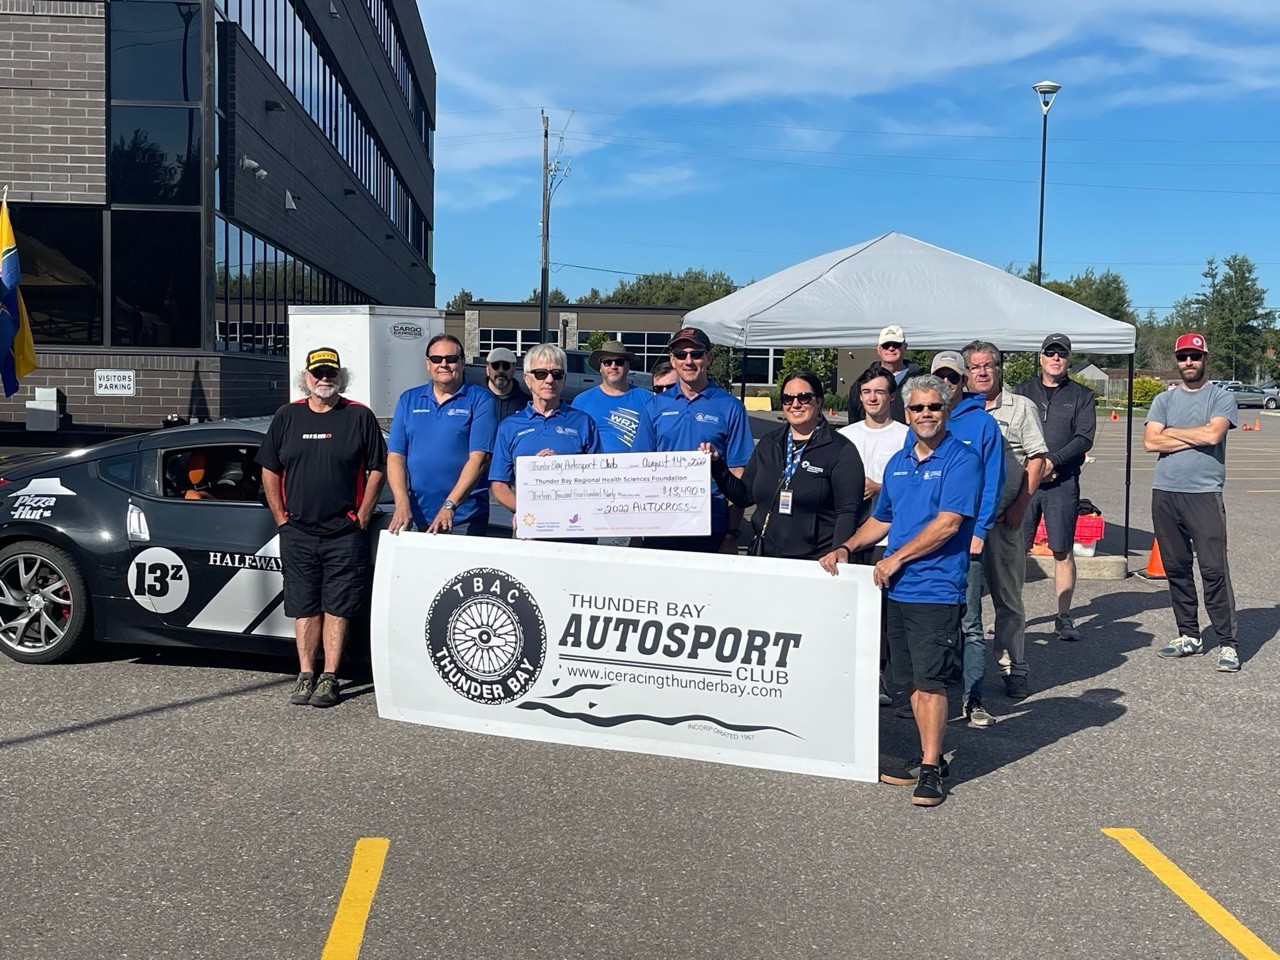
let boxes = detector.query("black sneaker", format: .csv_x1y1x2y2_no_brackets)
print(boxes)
309,673,340,708
1004,675,1030,700
911,764,946,807
963,698,996,728
880,754,950,786
289,672,316,706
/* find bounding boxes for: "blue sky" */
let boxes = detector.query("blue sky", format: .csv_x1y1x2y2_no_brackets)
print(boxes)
421,0,1280,317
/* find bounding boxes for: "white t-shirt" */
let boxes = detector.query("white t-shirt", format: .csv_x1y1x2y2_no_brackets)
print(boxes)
839,419,910,483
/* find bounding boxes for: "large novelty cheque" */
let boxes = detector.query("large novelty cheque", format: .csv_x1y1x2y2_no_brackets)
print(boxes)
514,451,711,539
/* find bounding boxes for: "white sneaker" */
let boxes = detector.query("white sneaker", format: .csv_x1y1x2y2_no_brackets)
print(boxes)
1157,635,1203,658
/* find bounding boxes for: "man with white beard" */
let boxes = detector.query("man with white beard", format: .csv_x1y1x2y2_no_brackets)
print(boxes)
257,347,387,709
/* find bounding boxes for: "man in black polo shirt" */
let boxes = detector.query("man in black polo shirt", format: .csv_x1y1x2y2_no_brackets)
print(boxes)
256,347,387,708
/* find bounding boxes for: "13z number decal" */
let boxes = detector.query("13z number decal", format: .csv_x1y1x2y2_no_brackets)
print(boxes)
129,547,190,614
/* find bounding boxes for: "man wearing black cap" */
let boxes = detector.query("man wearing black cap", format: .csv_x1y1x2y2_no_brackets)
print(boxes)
635,327,753,552
573,340,652,453
1015,333,1097,641
256,347,387,708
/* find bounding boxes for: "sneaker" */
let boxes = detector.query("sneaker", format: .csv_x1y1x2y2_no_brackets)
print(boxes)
963,699,996,728
1055,614,1081,641
911,764,946,807
894,700,914,719
879,672,892,707
1157,635,1203,658
1003,675,1030,701
309,673,340,708
880,755,950,786
289,672,316,705
1216,645,1241,672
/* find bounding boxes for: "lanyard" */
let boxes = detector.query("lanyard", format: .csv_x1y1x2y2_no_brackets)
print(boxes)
783,427,814,488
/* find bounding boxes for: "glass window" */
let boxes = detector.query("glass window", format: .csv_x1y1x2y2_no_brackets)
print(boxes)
110,2,201,102
98,454,140,491
9,204,104,346
110,211,201,348
109,106,201,205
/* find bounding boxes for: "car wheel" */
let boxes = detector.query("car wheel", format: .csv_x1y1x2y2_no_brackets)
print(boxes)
1267,398,1278,410
0,541,91,664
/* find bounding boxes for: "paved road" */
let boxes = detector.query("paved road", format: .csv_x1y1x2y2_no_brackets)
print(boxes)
2,418,1278,959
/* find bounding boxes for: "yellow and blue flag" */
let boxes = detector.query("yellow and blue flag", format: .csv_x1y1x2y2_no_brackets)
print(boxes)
0,198,38,397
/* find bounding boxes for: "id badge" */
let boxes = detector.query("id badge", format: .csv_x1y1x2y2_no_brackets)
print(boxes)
778,489,794,515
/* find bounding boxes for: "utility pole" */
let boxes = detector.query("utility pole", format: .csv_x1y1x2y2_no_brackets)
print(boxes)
539,111,551,344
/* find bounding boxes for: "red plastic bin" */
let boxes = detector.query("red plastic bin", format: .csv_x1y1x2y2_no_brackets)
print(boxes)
1034,514,1104,545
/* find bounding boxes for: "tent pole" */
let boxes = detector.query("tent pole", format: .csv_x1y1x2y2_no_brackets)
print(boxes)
1123,353,1134,569
737,348,746,402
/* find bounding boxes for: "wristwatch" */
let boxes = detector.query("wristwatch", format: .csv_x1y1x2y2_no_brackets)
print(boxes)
442,499,457,511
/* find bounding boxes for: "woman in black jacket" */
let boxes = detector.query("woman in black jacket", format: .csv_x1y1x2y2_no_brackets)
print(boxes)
703,371,866,560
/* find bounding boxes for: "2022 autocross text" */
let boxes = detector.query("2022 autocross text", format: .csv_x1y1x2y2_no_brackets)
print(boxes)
0,418,391,665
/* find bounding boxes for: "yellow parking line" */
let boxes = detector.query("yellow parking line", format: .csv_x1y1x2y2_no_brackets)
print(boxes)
322,837,391,960
1103,828,1279,959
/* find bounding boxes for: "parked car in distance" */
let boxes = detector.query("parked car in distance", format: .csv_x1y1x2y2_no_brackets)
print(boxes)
1223,383,1269,408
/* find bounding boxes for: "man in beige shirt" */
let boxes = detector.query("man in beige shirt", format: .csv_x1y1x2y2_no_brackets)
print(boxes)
964,340,1048,700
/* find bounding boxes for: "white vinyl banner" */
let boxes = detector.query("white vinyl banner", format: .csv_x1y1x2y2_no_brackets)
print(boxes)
371,534,882,782
514,451,711,539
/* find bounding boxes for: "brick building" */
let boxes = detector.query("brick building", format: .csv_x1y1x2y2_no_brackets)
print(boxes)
0,0,435,431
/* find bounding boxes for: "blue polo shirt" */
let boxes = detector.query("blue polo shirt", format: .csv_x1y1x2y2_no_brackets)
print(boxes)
874,432,982,605
388,381,497,526
490,403,603,484
940,393,1005,540
635,382,754,533
572,385,652,453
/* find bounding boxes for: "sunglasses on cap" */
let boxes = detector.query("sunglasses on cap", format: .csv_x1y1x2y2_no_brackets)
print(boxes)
780,391,816,406
488,360,513,371
1176,351,1206,362
598,357,629,367
1042,348,1069,359
880,341,904,351
428,353,462,364
672,349,706,361
936,369,962,384
309,366,339,380
529,368,566,381
907,402,945,413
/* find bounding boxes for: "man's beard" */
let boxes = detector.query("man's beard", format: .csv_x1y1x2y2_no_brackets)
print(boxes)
312,382,339,399
911,418,942,440
1180,364,1206,384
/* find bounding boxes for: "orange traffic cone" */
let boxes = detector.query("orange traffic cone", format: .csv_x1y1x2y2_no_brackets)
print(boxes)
1110,410,1119,421
1137,539,1166,581
1255,418,1261,431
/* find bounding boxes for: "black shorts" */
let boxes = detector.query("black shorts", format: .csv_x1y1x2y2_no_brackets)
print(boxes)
279,523,370,619
886,599,961,692
1023,475,1080,553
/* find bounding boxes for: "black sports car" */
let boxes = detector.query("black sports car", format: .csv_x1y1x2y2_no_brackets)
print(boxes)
0,418,394,664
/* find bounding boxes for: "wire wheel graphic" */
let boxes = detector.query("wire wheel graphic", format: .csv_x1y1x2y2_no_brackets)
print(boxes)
447,597,520,679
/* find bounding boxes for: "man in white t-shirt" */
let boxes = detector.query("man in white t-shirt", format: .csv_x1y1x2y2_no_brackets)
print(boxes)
839,365,910,707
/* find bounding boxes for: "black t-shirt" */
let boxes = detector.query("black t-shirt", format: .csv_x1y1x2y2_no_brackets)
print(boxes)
255,397,388,535
492,382,531,421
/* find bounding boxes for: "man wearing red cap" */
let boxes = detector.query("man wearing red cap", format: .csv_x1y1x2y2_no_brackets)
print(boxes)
1143,332,1240,671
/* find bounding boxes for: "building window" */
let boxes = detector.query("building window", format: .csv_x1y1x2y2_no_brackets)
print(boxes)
110,210,201,348
109,1,202,103
9,205,104,346
109,106,202,205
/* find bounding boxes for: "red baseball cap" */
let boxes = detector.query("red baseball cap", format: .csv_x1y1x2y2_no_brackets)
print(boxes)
1175,332,1208,354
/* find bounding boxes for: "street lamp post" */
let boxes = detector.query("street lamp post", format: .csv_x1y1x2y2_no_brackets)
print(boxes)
1033,80,1061,286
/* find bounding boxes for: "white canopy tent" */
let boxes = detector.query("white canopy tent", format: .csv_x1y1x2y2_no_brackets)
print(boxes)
685,231,1139,564
686,231,1137,354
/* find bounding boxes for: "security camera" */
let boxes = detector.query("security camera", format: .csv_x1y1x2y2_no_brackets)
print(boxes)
254,168,268,180
239,156,260,172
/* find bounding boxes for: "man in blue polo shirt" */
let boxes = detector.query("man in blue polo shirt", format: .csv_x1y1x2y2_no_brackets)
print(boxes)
387,333,498,536
635,326,754,553
820,373,981,807
572,340,652,453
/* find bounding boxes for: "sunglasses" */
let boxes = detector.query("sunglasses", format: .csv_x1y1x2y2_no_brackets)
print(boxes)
488,361,513,371
309,367,339,380
1042,348,1069,359
428,353,462,364
907,402,945,413
1176,351,1205,362
936,370,962,384
780,391,816,406
880,341,904,350
599,357,628,367
672,349,707,361
652,383,672,393
529,368,566,381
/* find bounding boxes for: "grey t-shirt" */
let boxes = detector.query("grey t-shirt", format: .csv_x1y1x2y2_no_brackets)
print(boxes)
1147,383,1237,493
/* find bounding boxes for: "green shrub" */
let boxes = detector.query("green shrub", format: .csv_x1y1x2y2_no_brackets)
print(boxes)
1131,376,1166,407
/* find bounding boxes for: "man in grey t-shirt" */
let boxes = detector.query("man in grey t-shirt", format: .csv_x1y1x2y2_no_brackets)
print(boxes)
1142,332,1240,671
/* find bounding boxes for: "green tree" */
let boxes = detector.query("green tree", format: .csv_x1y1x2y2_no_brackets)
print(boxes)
600,268,737,309
776,348,839,392
581,330,609,352
444,287,476,311
1003,352,1036,388
525,286,570,304
1163,257,1276,380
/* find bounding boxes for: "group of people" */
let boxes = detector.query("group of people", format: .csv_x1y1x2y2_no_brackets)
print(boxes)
253,324,1240,811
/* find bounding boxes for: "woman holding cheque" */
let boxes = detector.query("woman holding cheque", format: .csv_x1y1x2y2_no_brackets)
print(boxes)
702,371,866,559
490,343,602,532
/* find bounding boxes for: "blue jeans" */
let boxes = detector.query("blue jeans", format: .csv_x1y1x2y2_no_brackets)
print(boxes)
961,557,986,703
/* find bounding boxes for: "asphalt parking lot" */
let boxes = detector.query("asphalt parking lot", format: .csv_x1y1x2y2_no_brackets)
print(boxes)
2,413,1279,959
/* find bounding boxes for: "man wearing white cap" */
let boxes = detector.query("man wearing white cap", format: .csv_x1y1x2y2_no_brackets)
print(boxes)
485,347,530,421
848,325,923,423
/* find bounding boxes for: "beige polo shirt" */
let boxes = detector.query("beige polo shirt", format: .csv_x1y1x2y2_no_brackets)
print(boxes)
985,387,1049,511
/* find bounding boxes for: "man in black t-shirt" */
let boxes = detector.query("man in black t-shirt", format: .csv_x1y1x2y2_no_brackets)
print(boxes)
256,347,387,708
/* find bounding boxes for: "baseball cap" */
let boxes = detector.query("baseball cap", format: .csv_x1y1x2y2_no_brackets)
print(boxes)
1041,333,1072,353
305,347,340,372
878,324,906,346
666,327,712,351
931,350,965,375
588,339,635,371
1175,332,1208,354
486,347,517,365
